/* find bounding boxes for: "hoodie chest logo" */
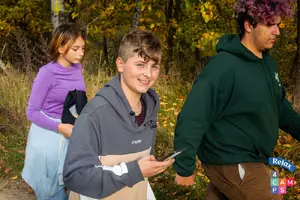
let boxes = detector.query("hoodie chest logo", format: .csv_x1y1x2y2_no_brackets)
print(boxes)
131,140,142,144
274,72,281,87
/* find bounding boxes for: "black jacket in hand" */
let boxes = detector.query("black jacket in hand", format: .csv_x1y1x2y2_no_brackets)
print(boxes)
62,90,88,125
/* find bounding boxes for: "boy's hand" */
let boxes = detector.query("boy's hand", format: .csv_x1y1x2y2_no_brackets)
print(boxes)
175,174,194,186
138,155,174,178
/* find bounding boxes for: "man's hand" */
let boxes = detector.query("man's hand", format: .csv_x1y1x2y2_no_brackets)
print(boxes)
138,155,174,178
175,173,194,186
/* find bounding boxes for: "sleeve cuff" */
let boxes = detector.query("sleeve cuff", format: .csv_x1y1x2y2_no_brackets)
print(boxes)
51,121,61,132
173,163,194,177
126,160,144,187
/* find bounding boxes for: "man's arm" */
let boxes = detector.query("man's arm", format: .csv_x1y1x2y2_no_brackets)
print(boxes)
63,112,144,199
279,88,300,141
173,78,220,177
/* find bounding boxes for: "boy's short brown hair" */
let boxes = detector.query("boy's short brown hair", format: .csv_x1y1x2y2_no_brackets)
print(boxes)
118,30,162,64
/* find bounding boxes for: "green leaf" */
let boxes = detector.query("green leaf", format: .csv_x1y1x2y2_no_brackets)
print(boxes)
71,12,79,19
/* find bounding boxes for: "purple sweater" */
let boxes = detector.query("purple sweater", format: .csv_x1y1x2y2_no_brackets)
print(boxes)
26,61,86,132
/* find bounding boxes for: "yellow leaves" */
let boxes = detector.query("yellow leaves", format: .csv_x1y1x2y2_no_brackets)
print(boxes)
124,5,132,12
198,31,221,48
76,0,81,5
169,131,174,136
71,12,79,19
202,11,212,23
201,32,218,41
11,176,18,180
170,122,175,127
0,20,13,36
139,25,146,30
176,26,182,33
201,2,214,23
141,4,152,11
142,5,146,11
203,33,209,38
204,2,210,9
171,19,178,28
150,23,155,29
155,11,162,18
279,23,286,29
109,5,115,10
157,92,185,134
88,3,97,11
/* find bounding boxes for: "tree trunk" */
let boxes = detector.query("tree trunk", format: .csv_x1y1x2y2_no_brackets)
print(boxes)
51,0,64,29
131,0,141,31
103,36,109,64
195,47,202,73
165,0,174,75
292,0,300,112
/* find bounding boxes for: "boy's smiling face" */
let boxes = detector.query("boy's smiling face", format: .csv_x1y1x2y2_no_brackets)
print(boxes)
116,53,161,96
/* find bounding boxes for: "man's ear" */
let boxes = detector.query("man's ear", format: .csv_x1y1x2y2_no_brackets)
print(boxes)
116,57,124,73
244,20,253,33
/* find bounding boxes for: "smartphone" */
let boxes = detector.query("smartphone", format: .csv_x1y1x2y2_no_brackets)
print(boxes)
160,148,187,161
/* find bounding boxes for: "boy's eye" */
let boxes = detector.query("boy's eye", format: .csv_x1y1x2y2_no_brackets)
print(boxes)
137,64,144,67
266,23,278,27
152,65,160,69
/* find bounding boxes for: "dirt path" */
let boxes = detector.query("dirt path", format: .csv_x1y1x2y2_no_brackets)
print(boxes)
0,178,35,200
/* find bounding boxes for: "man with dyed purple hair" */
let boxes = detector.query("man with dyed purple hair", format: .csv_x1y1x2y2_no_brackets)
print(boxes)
173,0,298,199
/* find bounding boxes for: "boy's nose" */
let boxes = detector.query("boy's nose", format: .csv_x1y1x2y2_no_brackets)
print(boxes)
143,67,152,78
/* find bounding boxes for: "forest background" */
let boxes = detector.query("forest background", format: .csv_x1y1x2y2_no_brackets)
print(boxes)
0,0,300,199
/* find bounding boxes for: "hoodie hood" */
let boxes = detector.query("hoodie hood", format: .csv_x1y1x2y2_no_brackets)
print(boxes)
216,34,268,62
95,74,159,130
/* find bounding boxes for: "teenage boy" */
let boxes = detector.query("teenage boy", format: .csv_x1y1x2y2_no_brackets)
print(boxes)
173,0,298,199
63,30,174,200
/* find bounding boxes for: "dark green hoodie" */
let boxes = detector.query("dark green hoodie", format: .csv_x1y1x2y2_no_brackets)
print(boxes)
174,34,300,177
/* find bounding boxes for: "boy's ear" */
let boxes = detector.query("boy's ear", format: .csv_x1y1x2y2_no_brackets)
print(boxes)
116,57,124,73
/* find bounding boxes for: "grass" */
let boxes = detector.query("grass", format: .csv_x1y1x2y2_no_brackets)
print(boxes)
0,68,300,199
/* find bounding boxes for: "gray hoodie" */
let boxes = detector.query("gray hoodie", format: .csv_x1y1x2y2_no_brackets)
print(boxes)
63,74,159,199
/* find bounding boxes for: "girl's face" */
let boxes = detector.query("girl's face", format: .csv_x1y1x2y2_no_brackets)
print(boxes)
58,36,85,67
